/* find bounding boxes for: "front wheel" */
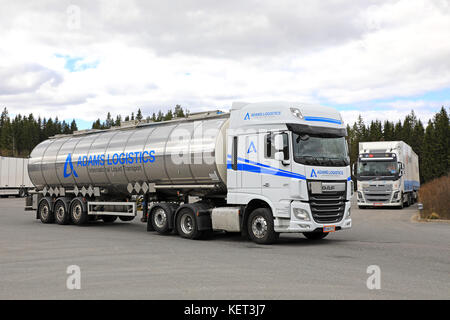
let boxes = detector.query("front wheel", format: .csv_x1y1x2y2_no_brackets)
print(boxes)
247,208,279,245
303,231,329,240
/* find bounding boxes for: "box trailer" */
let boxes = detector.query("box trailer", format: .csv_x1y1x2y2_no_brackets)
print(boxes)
25,101,352,244
356,141,420,208
0,156,33,197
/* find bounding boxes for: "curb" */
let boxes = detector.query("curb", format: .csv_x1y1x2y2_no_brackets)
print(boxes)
411,214,450,224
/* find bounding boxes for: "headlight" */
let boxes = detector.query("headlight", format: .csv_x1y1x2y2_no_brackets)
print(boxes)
293,208,310,221
290,107,303,119
347,208,351,217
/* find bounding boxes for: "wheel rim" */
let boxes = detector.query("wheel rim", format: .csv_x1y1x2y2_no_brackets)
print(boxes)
72,204,82,221
252,216,268,239
154,208,167,228
180,214,193,235
56,205,65,220
40,204,49,219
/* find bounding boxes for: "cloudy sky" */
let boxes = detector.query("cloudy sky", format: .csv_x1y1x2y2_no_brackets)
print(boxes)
1,0,449,129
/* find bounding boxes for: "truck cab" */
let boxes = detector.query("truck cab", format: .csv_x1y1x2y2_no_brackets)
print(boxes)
225,102,352,241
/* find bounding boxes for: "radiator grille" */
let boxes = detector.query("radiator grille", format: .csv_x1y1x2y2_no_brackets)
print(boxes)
308,181,347,223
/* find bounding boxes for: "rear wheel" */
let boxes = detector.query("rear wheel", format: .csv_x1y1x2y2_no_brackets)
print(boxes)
119,216,135,222
102,215,117,223
70,199,88,225
55,201,70,225
176,208,203,239
38,200,54,224
247,208,279,244
151,206,171,234
303,231,329,240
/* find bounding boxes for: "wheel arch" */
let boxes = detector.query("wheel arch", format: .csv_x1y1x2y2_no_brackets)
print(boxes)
242,198,273,237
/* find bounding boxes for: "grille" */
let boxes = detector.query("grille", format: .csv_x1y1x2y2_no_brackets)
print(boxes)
308,181,347,223
363,184,392,202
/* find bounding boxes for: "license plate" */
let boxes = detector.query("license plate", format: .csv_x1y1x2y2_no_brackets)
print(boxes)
323,225,335,233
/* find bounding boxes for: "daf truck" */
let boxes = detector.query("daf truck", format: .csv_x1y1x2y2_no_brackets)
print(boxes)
25,101,352,244
0,156,33,197
356,141,419,208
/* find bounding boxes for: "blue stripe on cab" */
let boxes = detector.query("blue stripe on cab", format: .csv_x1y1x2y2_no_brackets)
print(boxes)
304,116,342,125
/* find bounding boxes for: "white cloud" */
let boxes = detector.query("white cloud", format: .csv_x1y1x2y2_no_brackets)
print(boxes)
0,0,448,126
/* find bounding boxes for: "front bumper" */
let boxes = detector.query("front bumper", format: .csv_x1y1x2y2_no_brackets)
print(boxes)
274,201,352,233
357,190,402,206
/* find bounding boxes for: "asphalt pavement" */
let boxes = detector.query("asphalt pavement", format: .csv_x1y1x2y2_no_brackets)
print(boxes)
0,197,448,299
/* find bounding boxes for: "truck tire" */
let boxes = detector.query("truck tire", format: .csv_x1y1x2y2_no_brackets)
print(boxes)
176,208,203,239
398,193,404,209
303,231,329,240
38,199,54,224
18,188,26,198
247,208,279,244
119,216,135,222
70,198,88,225
55,200,70,225
102,215,117,223
151,206,171,234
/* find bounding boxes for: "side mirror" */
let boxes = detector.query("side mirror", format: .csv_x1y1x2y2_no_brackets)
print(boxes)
275,151,290,165
274,134,284,150
274,151,284,161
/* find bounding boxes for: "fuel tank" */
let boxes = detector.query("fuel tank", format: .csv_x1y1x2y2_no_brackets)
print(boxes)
28,114,229,195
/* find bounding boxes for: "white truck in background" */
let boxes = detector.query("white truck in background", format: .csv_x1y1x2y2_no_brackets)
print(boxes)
0,156,33,197
356,141,420,208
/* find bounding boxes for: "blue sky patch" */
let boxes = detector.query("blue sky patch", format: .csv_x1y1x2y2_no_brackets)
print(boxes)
55,54,99,72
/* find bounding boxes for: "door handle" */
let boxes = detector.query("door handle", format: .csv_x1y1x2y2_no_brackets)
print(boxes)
263,183,270,187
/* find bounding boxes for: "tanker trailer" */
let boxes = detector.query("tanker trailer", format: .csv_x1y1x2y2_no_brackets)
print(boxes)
25,101,352,244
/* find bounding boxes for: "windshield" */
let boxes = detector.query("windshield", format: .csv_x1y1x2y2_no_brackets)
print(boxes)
357,160,398,177
292,133,349,166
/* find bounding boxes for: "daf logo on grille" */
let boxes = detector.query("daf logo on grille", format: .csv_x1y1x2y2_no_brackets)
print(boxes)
322,185,335,191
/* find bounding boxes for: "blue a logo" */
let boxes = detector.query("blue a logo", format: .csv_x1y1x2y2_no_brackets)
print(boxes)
64,154,78,178
244,113,250,120
247,141,256,153
310,168,317,178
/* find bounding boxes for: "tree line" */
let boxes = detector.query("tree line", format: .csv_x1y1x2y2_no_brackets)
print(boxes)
0,104,448,183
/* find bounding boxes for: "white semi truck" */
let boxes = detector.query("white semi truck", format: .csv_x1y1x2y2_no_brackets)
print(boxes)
25,101,352,244
356,141,420,208
0,156,33,197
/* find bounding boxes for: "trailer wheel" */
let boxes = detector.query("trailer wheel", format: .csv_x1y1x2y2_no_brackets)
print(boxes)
55,200,70,225
38,199,54,224
119,216,134,222
70,199,88,225
247,208,279,244
18,188,26,198
303,231,329,240
151,206,171,234
176,208,203,239
102,215,117,223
